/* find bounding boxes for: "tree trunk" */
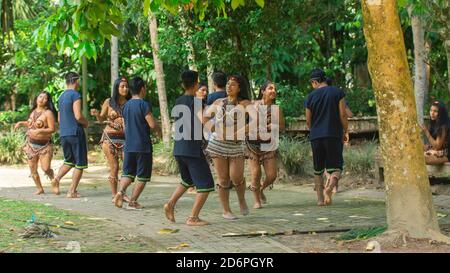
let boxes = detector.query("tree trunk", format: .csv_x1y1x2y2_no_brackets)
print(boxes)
361,0,443,239
111,35,119,96
446,40,450,97
149,11,171,145
206,41,214,92
179,11,197,71
82,56,89,142
409,7,428,125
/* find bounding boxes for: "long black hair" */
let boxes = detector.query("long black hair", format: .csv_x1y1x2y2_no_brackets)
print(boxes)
258,80,274,100
110,77,130,114
228,74,250,101
429,100,450,140
30,91,57,119
310,68,333,86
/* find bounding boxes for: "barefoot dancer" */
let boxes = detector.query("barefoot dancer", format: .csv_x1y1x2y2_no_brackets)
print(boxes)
204,75,250,220
305,69,349,206
52,72,89,198
164,70,214,226
421,101,450,165
113,77,161,210
90,77,131,202
246,81,285,208
14,92,57,195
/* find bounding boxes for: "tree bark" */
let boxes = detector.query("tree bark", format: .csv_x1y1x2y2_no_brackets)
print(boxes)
206,41,214,92
179,11,197,71
149,11,171,145
110,35,119,96
362,0,442,239
409,7,428,125
446,40,450,96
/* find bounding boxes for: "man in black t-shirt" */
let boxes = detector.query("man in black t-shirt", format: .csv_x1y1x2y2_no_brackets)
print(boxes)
304,69,349,206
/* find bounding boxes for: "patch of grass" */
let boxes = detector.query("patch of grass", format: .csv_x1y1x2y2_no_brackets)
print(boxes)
343,141,377,177
0,130,26,165
278,137,313,177
335,226,387,241
153,141,179,175
0,198,160,253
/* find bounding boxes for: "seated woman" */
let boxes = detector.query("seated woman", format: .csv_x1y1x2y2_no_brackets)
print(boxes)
421,101,450,165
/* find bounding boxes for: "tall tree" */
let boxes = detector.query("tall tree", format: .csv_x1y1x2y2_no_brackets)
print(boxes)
408,5,428,124
111,35,119,95
148,10,171,145
362,0,448,241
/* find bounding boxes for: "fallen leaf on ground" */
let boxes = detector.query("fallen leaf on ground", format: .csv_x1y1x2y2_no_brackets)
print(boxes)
64,221,75,226
293,213,304,216
158,228,180,234
437,213,447,218
317,218,329,221
167,243,189,250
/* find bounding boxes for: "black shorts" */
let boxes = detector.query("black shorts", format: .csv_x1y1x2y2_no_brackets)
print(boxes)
311,138,343,175
61,129,88,170
175,155,215,192
122,152,153,183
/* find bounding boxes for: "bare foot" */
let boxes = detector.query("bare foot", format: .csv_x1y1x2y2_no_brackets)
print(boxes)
260,190,267,204
324,187,333,206
123,194,131,203
34,189,45,195
113,192,123,208
253,203,262,209
164,203,175,223
51,178,60,195
186,216,210,226
317,201,325,206
222,212,238,220
126,201,144,210
240,204,249,216
66,191,81,198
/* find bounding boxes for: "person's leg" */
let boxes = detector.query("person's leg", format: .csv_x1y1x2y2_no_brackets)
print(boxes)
164,157,191,222
114,152,136,208
53,137,74,195
28,156,44,195
67,133,88,198
40,145,54,181
260,156,278,204
247,154,262,209
323,138,344,206
114,176,133,208
102,142,119,198
212,157,235,219
186,192,210,226
230,157,248,216
127,153,152,209
311,139,326,206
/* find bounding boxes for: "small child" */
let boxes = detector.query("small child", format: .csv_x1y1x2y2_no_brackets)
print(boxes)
113,76,161,210
164,70,215,226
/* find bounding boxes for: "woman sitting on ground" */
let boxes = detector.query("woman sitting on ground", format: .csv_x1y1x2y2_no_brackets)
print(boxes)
421,100,450,165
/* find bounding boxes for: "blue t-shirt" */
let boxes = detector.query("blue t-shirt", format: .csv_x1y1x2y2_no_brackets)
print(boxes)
173,95,203,158
304,86,346,141
123,98,153,153
206,90,226,105
58,89,83,137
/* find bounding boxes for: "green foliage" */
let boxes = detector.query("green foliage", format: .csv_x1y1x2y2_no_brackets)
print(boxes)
0,105,30,127
345,88,377,116
0,130,26,165
335,226,387,241
278,137,312,177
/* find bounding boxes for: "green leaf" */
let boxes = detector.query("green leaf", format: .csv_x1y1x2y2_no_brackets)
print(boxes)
144,0,151,16
254,0,265,8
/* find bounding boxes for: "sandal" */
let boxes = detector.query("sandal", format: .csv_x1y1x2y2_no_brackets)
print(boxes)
186,216,210,226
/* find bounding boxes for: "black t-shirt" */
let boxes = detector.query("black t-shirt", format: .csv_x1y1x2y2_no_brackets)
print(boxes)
173,95,203,158
123,99,152,153
304,86,345,141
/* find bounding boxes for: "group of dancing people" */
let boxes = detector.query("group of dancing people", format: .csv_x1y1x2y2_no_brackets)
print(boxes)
15,67,450,226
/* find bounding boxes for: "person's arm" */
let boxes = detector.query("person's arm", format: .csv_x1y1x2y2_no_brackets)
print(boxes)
14,121,29,130
90,99,109,122
339,98,349,143
306,108,312,130
345,106,353,118
73,99,88,128
145,112,162,139
202,100,219,124
422,125,447,150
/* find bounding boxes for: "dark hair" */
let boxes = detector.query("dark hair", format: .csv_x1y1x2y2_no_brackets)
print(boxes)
30,91,58,119
110,77,131,113
65,72,80,85
198,81,207,90
181,70,199,89
429,101,450,140
228,74,250,101
258,80,274,100
130,76,146,96
213,71,227,89
310,68,332,86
